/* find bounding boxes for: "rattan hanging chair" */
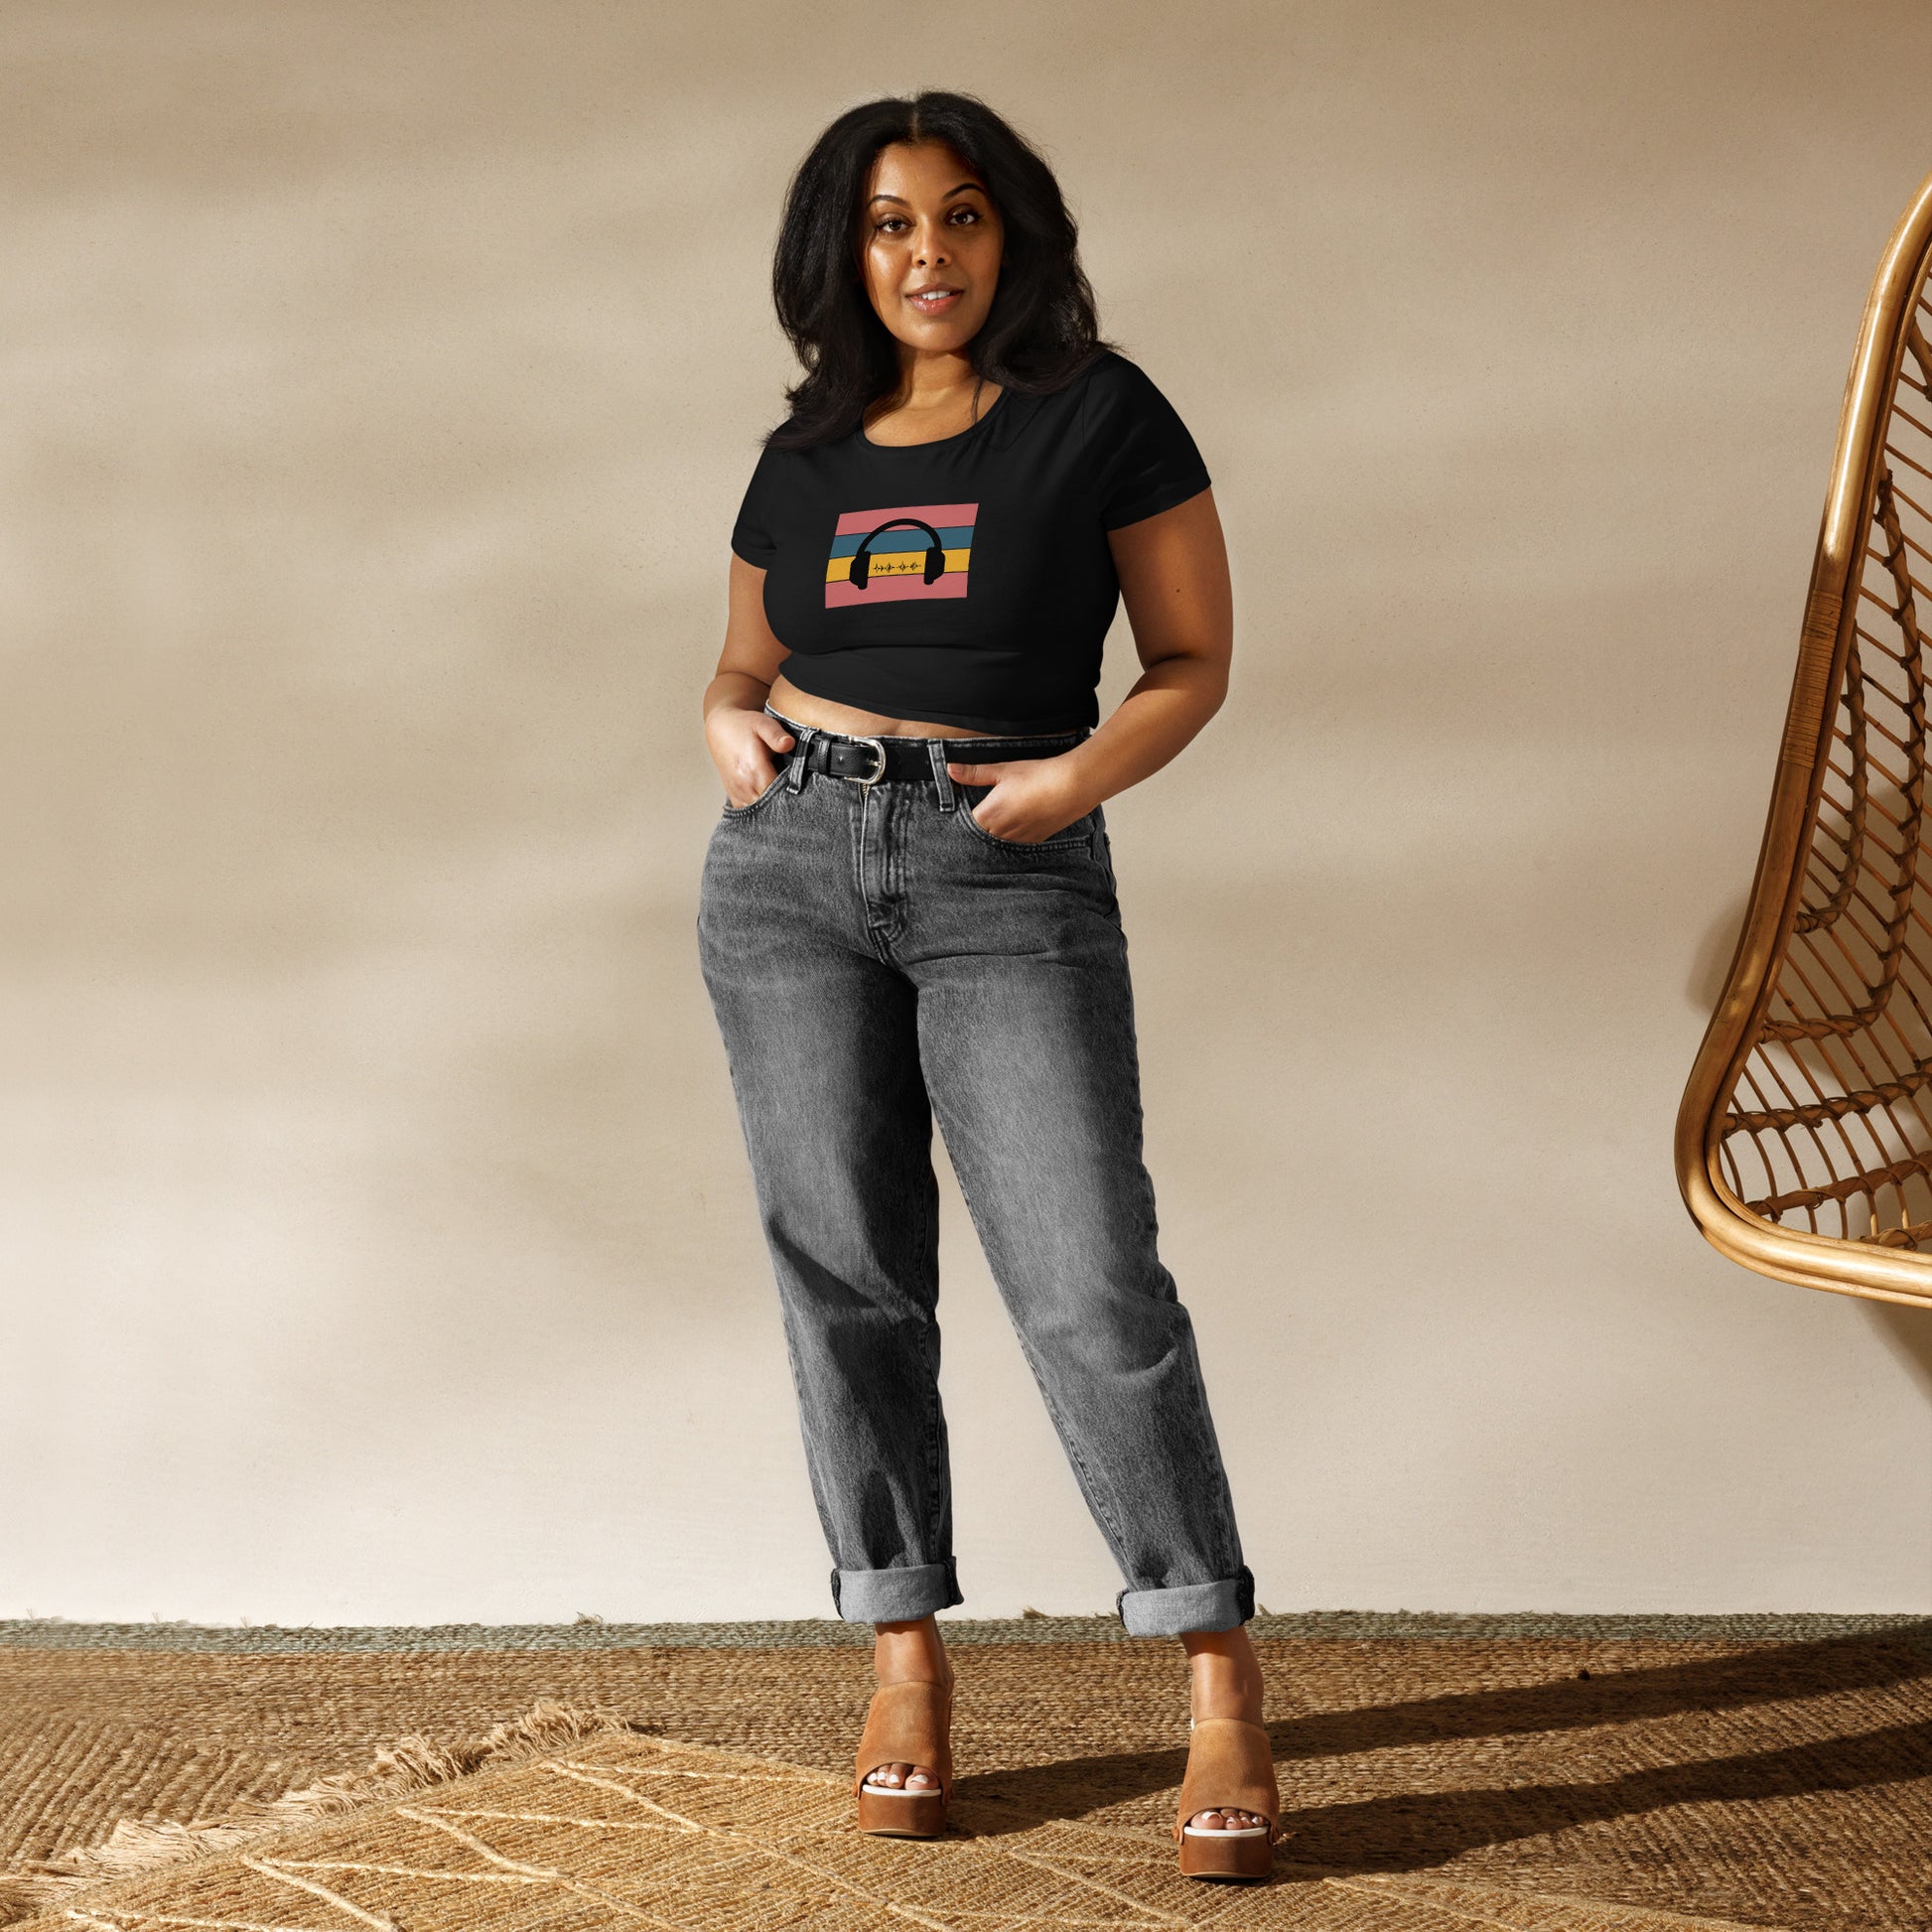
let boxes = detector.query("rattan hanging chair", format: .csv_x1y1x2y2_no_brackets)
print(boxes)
1678,169,1932,1309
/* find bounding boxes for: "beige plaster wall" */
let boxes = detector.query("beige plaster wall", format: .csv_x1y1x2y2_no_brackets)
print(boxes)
4,0,1930,1624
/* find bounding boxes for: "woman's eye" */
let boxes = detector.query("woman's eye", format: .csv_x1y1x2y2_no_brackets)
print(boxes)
873,208,982,234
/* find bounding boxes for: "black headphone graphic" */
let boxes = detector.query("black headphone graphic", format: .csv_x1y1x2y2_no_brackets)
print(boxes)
847,516,947,591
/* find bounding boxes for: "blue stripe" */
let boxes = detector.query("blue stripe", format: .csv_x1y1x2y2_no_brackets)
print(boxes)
829,524,975,558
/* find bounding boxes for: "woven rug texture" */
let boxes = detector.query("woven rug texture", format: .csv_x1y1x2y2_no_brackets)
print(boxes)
0,1720,1792,1932
1,1626,1928,1930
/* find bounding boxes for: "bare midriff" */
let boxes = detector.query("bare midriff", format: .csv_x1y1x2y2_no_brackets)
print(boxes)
765,675,1019,741
764,384,1064,743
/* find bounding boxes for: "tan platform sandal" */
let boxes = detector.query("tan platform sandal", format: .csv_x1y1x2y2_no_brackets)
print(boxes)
853,1675,955,1838
1173,1715,1282,1881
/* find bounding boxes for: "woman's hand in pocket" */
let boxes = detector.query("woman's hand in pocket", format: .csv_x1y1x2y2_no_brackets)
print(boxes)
707,706,796,807
944,754,1093,843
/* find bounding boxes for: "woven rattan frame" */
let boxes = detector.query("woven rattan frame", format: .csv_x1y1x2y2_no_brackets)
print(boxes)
1678,168,1932,1307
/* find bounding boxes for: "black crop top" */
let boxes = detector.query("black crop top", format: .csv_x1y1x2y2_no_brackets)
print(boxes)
729,349,1211,734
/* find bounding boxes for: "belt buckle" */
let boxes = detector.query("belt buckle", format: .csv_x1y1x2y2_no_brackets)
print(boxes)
843,735,889,789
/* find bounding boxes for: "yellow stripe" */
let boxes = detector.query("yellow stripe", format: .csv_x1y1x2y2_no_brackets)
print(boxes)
826,547,971,585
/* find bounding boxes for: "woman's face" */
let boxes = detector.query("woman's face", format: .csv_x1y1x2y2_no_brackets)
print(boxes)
856,139,1004,357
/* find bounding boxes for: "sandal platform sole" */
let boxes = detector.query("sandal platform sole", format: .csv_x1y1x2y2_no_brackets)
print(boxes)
855,1784,947,1837
1177,1825,1274,1880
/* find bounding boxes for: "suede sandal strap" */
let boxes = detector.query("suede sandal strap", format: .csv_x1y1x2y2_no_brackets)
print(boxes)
852,1679,955,1801
1173,1717,1280,1844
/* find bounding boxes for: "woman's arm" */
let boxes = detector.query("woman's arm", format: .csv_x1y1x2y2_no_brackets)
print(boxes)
944,486,1233,838
703,555,798,806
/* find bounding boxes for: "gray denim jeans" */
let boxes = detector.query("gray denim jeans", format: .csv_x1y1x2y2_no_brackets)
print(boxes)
696,705,1255,1637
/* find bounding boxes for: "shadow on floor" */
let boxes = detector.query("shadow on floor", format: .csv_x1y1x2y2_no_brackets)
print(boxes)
952,1623,1932,1872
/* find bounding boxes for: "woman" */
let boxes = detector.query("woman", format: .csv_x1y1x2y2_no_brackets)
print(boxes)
697,90,1280,1882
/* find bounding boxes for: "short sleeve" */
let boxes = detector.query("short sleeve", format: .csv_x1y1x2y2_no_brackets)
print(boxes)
729,441,781,566
1081,353,1212,530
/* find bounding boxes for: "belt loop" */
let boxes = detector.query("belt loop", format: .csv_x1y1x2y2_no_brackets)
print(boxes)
925,738,957,812
786,724,818,791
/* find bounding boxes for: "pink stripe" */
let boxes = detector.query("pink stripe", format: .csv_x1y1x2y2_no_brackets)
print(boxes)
833,502,978,536
825,573,971,608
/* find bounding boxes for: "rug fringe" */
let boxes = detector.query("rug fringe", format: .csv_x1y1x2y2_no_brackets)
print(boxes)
0,1697,646,1924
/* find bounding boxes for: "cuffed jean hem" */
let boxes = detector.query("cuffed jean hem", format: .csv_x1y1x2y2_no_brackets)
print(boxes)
1115,1566,1255,1637
830,1559,964,1624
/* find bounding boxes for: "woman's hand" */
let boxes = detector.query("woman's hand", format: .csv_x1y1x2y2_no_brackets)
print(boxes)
945,754,1095,843
708,703,797,807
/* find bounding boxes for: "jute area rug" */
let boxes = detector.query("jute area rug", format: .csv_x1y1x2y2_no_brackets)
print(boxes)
1,1615,1928,1931
0,1707,1793,1932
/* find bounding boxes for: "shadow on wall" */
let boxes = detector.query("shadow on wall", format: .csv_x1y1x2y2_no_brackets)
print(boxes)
1684,891,1749,1016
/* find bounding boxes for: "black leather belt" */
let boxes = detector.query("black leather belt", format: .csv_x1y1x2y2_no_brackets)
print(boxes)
789,726,1087,787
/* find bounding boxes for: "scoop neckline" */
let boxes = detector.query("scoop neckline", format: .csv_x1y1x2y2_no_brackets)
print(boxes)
858,384,1009,451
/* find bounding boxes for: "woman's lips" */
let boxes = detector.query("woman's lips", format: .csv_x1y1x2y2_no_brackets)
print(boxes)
908,288,963,314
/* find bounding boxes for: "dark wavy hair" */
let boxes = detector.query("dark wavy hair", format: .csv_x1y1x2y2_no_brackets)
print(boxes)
760,90,1118,451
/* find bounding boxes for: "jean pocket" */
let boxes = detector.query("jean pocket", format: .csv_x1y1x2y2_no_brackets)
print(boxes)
721,761,791,818
955,784,1093,853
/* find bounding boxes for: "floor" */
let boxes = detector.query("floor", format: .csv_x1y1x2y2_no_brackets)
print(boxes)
2,1614,1927,1931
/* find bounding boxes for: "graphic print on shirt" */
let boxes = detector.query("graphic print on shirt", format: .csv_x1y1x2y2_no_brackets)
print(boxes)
826,502,977,608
